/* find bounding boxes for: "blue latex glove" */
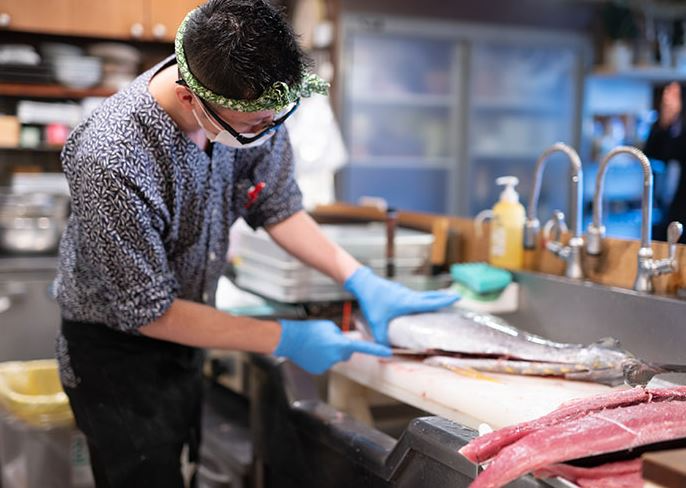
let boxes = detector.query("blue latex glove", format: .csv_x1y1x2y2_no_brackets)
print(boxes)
344,267,460,345
274,319,392,374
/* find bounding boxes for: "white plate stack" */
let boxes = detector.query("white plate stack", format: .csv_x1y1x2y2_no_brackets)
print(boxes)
41,43,102,89
232,222,435,303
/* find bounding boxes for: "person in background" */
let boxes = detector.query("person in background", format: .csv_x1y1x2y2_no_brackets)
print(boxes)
53,1,459,486
644,81,686,242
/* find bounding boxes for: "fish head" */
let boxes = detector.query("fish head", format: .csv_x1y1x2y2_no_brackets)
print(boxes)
621,358,664,388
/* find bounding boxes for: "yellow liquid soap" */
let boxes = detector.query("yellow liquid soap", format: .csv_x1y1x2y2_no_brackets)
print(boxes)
489,176,525,270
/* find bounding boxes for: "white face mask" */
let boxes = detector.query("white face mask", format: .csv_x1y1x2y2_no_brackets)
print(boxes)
191,104,274,149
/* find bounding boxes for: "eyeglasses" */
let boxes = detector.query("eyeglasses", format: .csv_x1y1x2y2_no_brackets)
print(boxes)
176,79,300,144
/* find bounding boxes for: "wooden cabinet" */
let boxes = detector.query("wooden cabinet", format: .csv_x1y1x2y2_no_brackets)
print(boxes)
68,1,146,40
147,0,200,42
0,1,72,35
1,1,145,39
0,0,199,41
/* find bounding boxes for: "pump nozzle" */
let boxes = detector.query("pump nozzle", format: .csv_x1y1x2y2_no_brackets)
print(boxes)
495,176,520,203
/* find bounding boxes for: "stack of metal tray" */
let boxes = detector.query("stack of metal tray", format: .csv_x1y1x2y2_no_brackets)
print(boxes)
233,223,435,303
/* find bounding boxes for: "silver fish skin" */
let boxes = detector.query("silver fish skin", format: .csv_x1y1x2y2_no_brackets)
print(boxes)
387,310,631,371
424,356,590,376
424,356,625,386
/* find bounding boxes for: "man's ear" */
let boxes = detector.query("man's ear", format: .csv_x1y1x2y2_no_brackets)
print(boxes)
175,85,196,111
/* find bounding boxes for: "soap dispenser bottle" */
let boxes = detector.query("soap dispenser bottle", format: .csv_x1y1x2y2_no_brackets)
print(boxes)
476,176,525,269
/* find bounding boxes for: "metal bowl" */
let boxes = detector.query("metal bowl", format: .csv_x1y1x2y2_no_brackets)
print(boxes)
0,192,69,254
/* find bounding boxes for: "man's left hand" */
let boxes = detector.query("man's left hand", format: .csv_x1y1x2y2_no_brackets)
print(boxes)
344,267,459,345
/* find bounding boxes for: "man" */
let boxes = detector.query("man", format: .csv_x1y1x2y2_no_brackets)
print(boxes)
644,81,686,242
53,1,458,486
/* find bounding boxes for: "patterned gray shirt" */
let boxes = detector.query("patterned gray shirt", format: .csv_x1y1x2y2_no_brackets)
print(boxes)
54,56,303,334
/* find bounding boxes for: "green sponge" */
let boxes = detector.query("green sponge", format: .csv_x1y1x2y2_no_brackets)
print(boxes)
450,262,512,295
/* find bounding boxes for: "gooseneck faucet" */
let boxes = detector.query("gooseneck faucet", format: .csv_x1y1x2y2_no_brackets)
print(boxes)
524,142,584,279
586,145,683,293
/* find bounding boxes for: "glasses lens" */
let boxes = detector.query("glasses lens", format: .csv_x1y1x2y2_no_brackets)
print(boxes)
243,101,300,141
274,101,298,120
200,98,300,144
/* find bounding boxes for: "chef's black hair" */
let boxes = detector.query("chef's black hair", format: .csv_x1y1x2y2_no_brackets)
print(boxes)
182,0,308,101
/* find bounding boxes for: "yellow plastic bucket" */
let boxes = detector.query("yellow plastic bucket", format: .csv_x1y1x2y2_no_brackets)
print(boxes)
0,360,73,428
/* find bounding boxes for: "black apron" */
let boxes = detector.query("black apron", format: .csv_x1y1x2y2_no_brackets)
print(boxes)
60,318,204,488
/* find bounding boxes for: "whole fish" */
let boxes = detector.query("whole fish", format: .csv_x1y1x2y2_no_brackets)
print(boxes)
386,310,634,386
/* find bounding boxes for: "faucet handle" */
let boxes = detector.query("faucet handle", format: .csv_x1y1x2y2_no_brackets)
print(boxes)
653,221,683,276
543,210,568,241
667,221,683,260
543,210,569,257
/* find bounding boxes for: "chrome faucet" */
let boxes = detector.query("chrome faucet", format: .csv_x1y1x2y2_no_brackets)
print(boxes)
633,221,684,292
524,142,584,279
586,145,683,293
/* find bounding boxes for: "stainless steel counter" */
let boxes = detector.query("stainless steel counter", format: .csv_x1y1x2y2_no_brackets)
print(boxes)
0,254,60,361
244,269,686,488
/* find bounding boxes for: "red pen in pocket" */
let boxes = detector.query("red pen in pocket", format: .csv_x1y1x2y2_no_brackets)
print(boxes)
245,181,266,209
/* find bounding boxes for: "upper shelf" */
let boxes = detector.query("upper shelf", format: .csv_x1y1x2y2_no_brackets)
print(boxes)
0,83,117,99
350,93,456,108
471,99,565,114
590,66,686,83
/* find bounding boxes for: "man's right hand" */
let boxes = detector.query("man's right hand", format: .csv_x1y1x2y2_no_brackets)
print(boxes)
660,82,682,129
274,319,392,374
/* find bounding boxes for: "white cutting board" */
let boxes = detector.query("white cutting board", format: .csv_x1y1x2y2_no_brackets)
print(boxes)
332,348,623,430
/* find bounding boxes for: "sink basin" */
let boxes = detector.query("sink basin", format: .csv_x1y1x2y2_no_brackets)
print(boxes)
502,271,686,382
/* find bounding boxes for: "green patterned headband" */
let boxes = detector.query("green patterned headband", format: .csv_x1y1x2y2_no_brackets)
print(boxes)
175,9,329,113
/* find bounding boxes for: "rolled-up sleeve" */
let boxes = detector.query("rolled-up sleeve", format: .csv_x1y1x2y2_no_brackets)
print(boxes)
239,126,304,229
70,156,178,332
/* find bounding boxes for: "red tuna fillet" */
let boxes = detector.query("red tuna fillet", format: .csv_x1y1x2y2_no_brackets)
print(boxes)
470,400,686,488
534,458,641,482
460,386,686,463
